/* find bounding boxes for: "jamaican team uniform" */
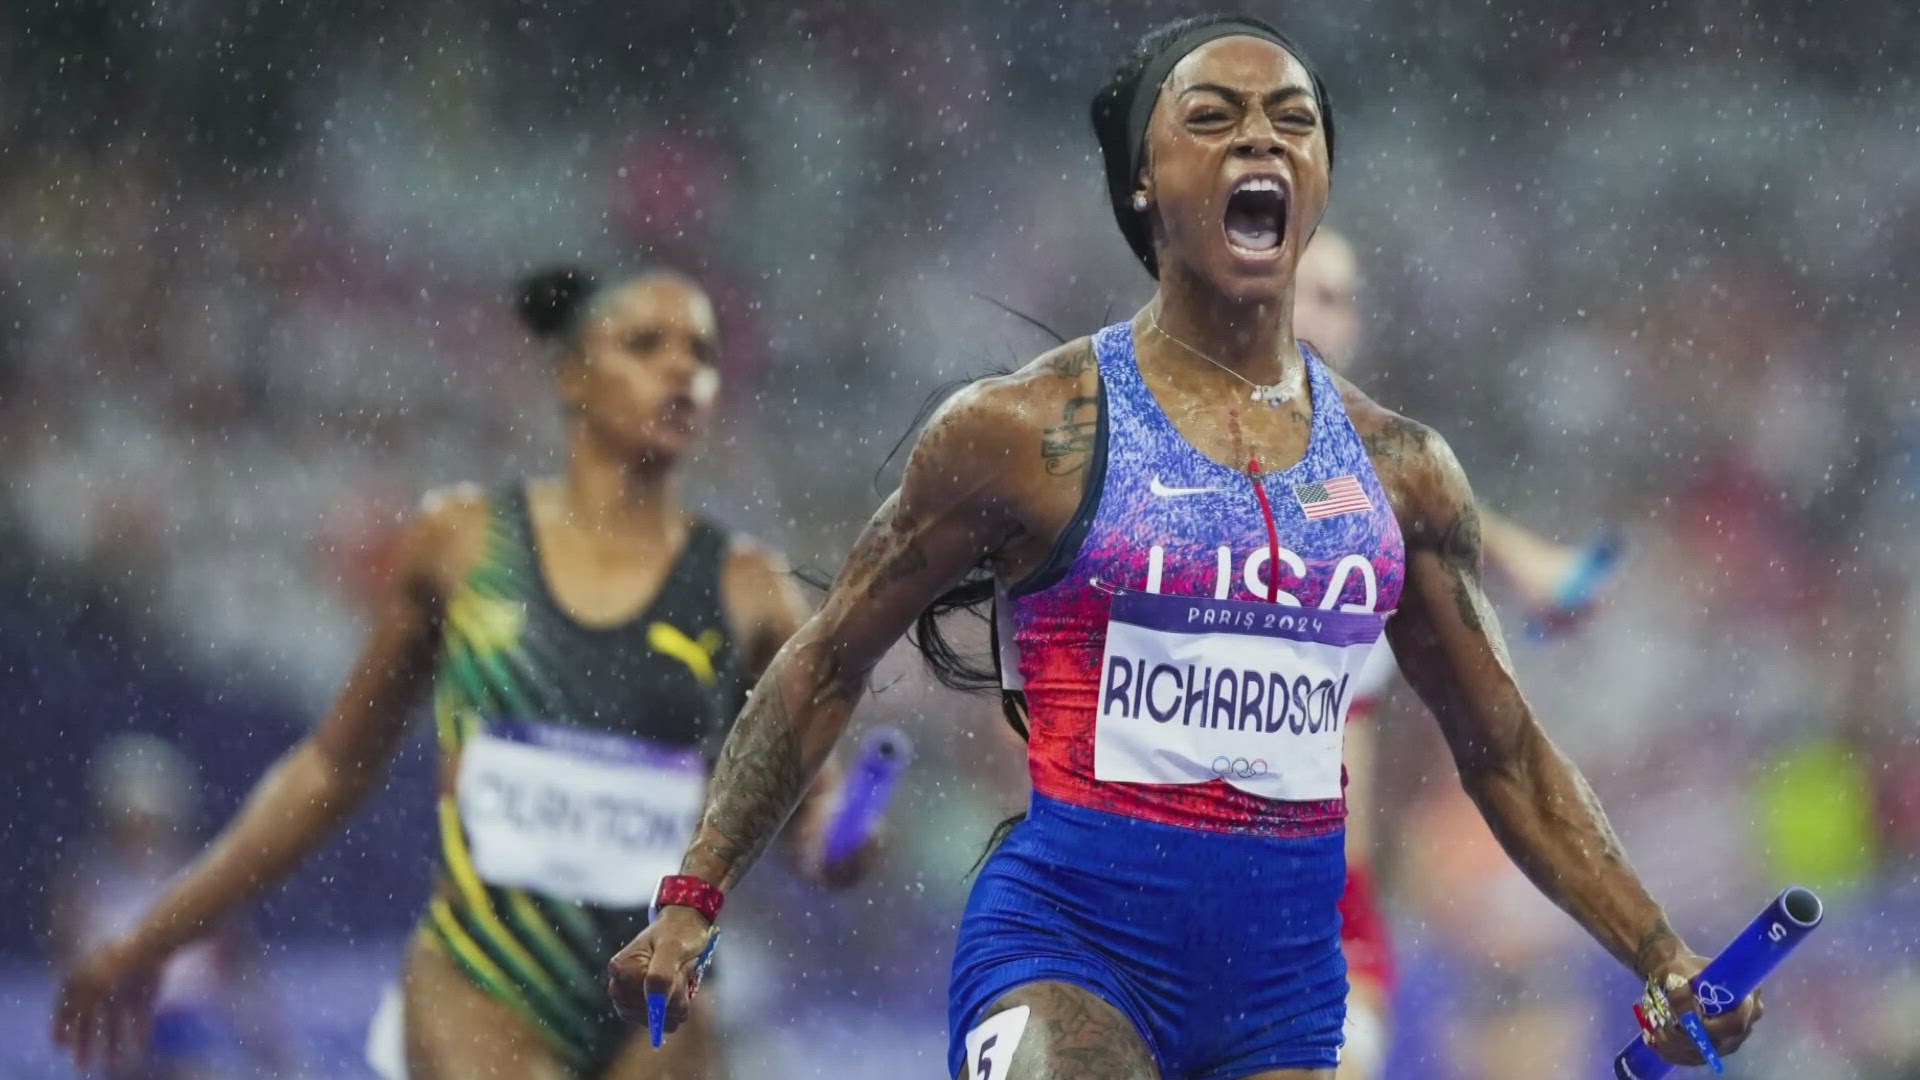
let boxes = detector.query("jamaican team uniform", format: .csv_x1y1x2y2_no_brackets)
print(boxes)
420,483,741,1072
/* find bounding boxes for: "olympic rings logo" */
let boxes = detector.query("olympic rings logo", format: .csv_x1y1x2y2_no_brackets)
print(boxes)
1695,981,1736,1016
1211,756,1268,779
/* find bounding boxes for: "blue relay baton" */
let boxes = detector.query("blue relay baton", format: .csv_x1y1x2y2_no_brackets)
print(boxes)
822,726,912,869
1527,529,1624,639
1612,887,1824,1080
644,932,719,1047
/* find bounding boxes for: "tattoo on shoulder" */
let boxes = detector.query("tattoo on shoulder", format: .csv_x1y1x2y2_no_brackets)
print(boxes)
1360,415,1430,468
1045,341,1095,377
1041,395,1099,476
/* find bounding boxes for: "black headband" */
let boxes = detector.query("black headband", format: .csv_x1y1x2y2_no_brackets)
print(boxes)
1123,21,1294,195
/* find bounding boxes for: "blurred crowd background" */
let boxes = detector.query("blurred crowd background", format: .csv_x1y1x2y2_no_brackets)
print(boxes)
3,0,1917,1076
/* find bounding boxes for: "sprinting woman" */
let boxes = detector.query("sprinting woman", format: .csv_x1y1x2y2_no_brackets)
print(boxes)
56,267,857,1079
612,15,1760,1079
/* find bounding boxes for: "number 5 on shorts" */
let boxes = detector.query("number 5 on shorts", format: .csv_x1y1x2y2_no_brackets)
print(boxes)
965,1005,1030,1080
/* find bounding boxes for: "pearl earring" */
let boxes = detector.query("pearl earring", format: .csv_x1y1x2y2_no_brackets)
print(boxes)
1132,193,1149,212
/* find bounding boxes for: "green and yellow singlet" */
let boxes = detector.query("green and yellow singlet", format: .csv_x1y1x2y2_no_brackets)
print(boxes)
421,483,740,1071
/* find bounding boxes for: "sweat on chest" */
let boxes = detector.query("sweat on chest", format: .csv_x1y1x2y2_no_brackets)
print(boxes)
1145,381,1313,466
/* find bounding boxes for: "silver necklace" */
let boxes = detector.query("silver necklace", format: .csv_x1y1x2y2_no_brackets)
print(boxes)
1146,307,1295,408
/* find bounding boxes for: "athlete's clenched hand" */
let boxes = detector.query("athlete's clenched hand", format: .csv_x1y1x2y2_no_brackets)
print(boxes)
1642,951,1765,1067
607,905,714,1041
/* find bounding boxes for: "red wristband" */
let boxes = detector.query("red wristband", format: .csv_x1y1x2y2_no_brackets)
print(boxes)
652,875,725,925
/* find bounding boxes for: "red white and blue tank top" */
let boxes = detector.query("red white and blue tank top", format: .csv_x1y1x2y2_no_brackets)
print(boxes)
997,322,1406,838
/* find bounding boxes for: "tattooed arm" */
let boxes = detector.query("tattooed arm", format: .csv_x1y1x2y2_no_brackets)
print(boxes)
608,358,1073,1030
1376,419,1670,969
719,538,860,883
672,341,1090,895
1360,410,1760,1064
685,396,1026,888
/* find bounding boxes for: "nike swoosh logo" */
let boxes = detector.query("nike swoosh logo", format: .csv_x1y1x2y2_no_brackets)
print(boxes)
1150,477,1222,498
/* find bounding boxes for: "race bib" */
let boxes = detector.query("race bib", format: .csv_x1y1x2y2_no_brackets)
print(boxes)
456,720,705,908
1093,589,1388,801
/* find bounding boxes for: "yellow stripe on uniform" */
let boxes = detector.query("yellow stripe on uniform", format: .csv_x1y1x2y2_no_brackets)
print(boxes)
426,897,530,1015
433,684,477,755
425,900,586,1069
435,698,597,997
525,883,613,959
502,888,602,998
434,796,571,1007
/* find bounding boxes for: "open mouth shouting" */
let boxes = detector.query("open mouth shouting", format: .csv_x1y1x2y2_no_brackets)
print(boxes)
1223,174,1290,263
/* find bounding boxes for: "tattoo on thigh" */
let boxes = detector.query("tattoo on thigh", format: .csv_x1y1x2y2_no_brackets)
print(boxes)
964,1005,1030,1080
979,983,1157,1080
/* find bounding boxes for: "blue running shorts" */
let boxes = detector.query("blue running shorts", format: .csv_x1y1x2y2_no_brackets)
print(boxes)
948,793,1348,1079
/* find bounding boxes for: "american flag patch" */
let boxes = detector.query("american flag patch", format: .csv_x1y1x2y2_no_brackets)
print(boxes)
1295,475,1373,520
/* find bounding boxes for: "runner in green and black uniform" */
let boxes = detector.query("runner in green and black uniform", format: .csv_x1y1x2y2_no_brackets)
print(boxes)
56,267,860,1080
412,484,747,1075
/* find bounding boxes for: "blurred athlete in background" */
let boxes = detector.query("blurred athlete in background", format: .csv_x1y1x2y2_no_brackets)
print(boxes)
49,734,298,1080
1295,227,1621,1079
1294,227,1616,625
613,14,1756,1079
56,268,862,1080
